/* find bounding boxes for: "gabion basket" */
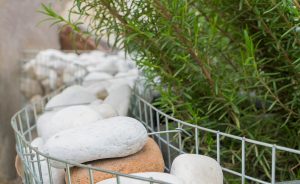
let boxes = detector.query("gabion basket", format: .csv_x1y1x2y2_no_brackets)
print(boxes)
12,84,300,184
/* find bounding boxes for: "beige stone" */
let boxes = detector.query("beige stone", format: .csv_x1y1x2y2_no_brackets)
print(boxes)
30,95,43,113
15,155,24,179
67,138,164,184
20,78,43,99
41,79,52,94
96,89,108,100
24,65,37,79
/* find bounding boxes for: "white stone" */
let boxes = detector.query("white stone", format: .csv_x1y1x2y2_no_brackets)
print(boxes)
21,137,65,184
62,65,86,84
15,155,65,184
48,70,58,89
115,68,138,79
89,99,104,106
104,84,132,116
76,51,105,65
114,69,138,88
35,49,65,64
34,66,53,81
89,103,118,119
87,60,118,75
33,156,65,184
45,85,97,110
83,72,113,86
37,111,57,139
115,60,129,73
84,82,111,95
97,172,184,184
42,116,148,168
170,154,223,184
22,137,44,158
40,105,102,140
31,137,44,149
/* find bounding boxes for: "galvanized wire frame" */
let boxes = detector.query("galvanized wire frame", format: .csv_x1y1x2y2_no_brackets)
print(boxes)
12,84,300,184
12,85,172,184
129,94,300,184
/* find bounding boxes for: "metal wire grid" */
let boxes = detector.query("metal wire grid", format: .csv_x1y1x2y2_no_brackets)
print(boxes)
129,93,300,184
11,86,300,184
12,86,174,184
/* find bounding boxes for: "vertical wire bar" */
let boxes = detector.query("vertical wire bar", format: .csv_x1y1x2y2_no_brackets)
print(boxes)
88,168,94,184
20,139,30,174
24,172,30,184
241,137,246,184
144,103,148,125
28,147,37,180
271,145,276,184
156,111,162,148
22,139,38,183
195,128,199,155
66,164,72,184
150,106,154,132
217,131,220,163
150,177,154,184
46,158,54,184
116,175,120,184
138,100,142,121
36,153,43,183
33,103,38,123
14,133,20,155
177,121,182,153
25,108,32,141
18,114,24,135
165,117,171,169
12,118,17,131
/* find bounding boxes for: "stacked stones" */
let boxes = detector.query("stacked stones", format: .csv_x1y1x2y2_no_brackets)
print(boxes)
17,49,224,184
20,49,138,104
28,82,167,184
28,85,223,184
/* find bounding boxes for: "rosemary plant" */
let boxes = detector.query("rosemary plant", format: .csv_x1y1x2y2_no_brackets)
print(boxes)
42,0,300,182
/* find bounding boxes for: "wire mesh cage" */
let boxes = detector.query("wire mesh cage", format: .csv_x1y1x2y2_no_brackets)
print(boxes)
11,81,300,184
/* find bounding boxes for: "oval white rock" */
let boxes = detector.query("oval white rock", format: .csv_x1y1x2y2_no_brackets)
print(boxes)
104,84,132,116
170,154,223,184
97,172,184,184
40,105,102,140
31,137,44,149
84,72,113,83
20,137,65,184
33,156,65,184
45,85,97,110
42,116,148,167
37,111,57,140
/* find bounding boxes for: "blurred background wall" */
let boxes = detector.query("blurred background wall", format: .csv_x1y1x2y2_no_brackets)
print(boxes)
0,0,68,183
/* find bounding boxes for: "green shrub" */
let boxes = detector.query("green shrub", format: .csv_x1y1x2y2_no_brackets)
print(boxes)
43,0,300,182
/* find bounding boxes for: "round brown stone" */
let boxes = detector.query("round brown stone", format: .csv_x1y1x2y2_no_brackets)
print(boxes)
66,138,164,184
